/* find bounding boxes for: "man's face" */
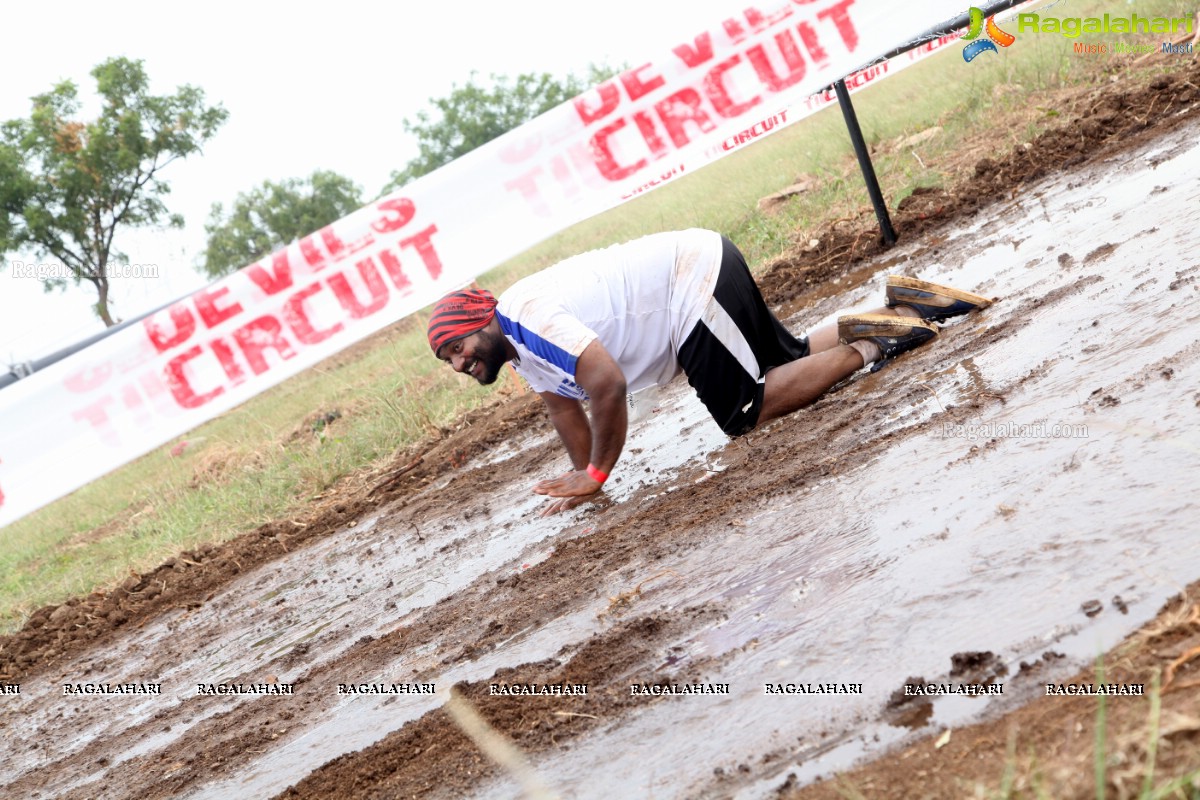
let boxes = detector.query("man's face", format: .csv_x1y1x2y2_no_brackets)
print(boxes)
438,326,507,385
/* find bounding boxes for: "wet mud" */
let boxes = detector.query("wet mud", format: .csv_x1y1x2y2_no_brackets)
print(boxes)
2,57,1199,800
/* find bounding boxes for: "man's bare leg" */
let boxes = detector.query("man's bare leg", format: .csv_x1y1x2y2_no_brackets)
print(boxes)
758,346,864,424
757,305,923,425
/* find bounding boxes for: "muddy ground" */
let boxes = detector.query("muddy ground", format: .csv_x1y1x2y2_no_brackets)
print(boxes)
2,55,1199,800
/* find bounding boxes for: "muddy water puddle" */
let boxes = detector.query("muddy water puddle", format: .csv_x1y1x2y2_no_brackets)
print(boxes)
185,392,732,798
473,118,1200,798
192,605,617,799
2,371,727,798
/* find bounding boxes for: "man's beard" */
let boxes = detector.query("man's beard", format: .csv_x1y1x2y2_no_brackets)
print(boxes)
471,329,508,385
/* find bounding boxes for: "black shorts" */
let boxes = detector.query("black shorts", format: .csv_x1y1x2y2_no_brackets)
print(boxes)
677,237,809,436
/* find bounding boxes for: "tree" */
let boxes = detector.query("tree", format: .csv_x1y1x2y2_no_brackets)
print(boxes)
382,65,620,195
0,57,227,326
202,170,364,278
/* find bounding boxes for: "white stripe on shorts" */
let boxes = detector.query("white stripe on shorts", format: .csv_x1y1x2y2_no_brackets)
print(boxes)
699,294,762,384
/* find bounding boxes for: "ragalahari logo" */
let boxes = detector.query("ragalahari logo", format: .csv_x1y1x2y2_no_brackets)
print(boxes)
961,6,1017,61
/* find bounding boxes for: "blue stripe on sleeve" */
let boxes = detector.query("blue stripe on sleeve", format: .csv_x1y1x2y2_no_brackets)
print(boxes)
496,312,578,376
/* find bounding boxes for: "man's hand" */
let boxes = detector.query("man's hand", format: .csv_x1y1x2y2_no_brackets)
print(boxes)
533,339,626,518
533,470,603,517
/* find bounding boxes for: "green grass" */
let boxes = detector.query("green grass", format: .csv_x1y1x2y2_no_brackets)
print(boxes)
827,671,1200,800
1,0,1192,631
981,669,1199,800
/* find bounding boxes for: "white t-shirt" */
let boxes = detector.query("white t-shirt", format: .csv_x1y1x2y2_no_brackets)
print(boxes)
496,229,722,399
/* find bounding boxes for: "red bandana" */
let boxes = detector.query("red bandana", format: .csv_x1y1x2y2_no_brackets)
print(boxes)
428,288,498,356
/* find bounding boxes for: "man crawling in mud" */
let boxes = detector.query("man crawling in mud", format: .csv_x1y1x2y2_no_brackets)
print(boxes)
428,229,989,515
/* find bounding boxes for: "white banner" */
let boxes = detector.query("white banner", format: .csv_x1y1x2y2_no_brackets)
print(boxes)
0,0,988,527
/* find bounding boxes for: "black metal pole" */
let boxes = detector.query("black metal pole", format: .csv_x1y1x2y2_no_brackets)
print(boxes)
834,78,897,247
0,292,187,390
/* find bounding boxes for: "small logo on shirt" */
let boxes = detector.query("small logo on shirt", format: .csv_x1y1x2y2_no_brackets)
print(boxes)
556,379,588,401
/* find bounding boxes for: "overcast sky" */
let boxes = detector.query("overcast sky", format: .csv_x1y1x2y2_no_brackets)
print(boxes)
1,0,741,364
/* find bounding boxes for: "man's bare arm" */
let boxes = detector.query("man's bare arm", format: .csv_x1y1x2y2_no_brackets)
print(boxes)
539,391,590,471
533,339,628,514
572,339,628,476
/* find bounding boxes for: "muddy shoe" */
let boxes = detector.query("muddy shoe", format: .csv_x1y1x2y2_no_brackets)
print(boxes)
839,313,938,372
885,276,992,321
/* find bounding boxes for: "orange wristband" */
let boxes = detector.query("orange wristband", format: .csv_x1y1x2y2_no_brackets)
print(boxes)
585,463,609,484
